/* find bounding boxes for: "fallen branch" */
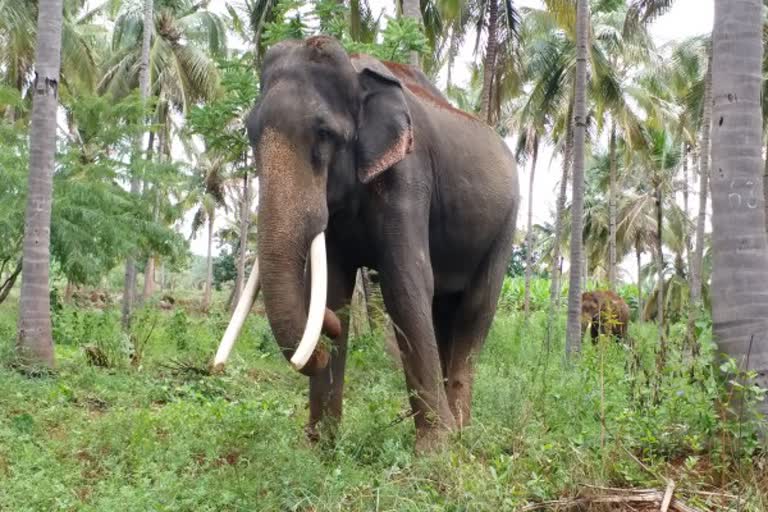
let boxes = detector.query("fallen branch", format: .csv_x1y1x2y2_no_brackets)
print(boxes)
519,486,705,512
660,480,676,512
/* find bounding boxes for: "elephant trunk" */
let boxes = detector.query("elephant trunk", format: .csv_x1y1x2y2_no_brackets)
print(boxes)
257,128,335,375
259,225,331,375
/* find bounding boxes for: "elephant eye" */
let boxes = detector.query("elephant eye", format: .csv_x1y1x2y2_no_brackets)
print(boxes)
312,127,337,170
316,127,335,143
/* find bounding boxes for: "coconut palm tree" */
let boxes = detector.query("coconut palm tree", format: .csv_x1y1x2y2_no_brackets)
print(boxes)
401,0,425,67
189,154,228,311
0,0,104,119
17,0,65,367
227,0,279,63
710,0,768,426
688,52,711,352
625,0,675,33
590,4,652,290
640,127,681,358
521,0,643,341
642,202,701,325
616,191,657,315
103,0,225,324
119,0,153,327
565,0,589,356
515,128,540,318
99,1,225,112
473,0,520,124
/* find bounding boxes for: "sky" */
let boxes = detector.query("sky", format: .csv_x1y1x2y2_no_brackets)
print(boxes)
191,0,715,269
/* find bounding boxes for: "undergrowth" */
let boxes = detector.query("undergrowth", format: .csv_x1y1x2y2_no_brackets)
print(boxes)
0,297,765,511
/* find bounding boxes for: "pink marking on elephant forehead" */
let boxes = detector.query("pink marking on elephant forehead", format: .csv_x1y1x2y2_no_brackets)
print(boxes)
258,128,322,205
362,129,414,183
259,129,301,175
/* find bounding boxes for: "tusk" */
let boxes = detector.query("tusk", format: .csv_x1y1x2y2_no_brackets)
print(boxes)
212,257,261,370
290,232,328,371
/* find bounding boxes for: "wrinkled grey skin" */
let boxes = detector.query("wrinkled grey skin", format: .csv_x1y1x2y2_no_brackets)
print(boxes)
247,36,519,452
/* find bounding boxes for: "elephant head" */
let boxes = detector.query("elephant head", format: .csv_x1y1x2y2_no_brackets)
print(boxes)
237,36,413,375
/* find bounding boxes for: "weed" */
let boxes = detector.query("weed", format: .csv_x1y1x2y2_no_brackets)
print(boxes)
0,302,765,511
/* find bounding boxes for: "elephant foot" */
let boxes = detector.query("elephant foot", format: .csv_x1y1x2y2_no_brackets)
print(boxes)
447,379,473,430
304,423,321,444
304,418,340,447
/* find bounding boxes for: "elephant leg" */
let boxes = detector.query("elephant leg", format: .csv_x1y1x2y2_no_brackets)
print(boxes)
377,245,456,452
445,213,517,429
433,293,461,381
306,258,356,443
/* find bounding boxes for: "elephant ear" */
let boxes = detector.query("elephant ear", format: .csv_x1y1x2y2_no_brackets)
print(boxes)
355,66,414,184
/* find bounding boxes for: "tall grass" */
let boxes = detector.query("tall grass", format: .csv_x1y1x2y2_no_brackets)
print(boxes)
0,294,765,511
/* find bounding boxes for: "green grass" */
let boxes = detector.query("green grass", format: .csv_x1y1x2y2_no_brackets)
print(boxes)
0,299,765,511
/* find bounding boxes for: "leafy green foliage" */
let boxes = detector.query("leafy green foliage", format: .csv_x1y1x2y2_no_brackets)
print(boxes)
0,92,187,291
0,99,26,288
499,276,556,311
213,250,237,289
258,0,428,64
187,57,259,163
342,16,429,63
55,94,187,286
261,0,308,47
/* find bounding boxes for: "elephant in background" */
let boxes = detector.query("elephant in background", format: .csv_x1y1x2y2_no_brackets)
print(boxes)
219,36,519,452
581,290,630,342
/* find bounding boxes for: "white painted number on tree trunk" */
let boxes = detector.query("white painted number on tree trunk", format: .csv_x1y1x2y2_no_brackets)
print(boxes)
728,179,758,209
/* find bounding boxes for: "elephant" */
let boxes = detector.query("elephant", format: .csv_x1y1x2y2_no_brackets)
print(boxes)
580,290,630,342
219,35,520,452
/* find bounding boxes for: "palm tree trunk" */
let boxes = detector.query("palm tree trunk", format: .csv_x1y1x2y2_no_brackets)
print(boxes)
764,131,768,234
682,144,692,286
232,170,250,312
401,0,423,68
350,0,362,41
710,0,768,429
608,124,618,290
446,28,460,89
142,194,160,302
686,53,712,354
141,128,159,303
655,182,666,356
122,0,153,327
479,0,499,124
551,158,569,309
565,0,589,358
16,0,64,367
203,213,214,310
553,96,574,310
523,136,539,318
143,258,156,301
636,240,643,318
546,95,573,348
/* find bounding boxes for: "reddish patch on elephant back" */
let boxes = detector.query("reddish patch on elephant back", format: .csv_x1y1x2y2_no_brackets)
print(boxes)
306,35,335,49
380,61,480,122
381,60,419,81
